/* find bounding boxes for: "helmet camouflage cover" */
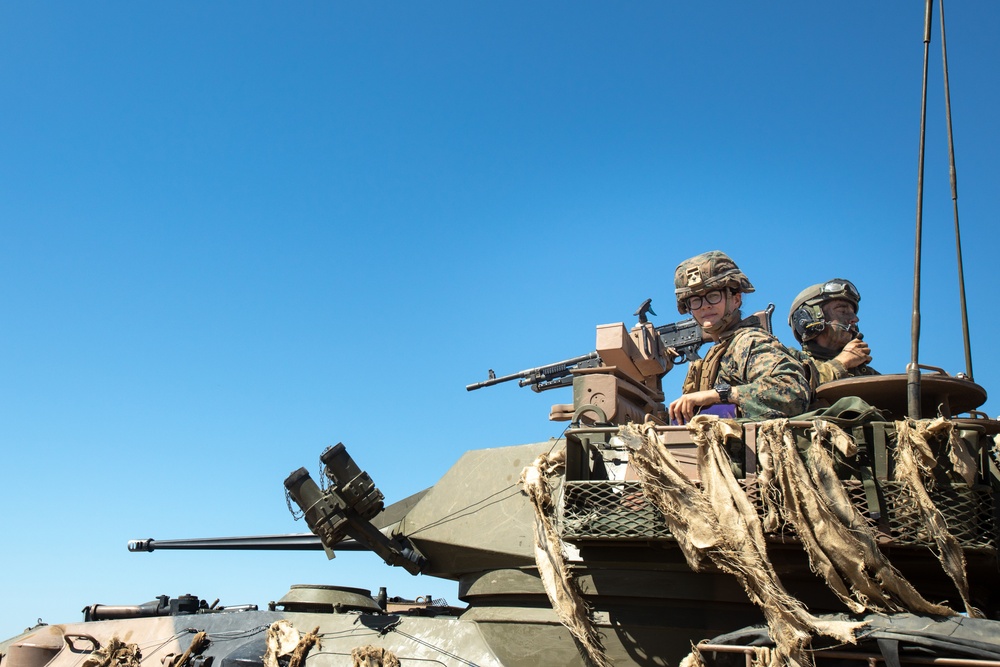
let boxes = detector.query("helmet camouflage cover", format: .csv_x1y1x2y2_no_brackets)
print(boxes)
674,250,755,314
787,278,861,343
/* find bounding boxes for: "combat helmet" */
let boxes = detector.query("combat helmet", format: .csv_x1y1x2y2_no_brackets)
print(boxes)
788,278,861,343
674,250,755,314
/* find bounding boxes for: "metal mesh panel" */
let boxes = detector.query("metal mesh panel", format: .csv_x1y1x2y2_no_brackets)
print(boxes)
561,481,671,539
752,480,883,542
882,482,996,549
560,478,997,550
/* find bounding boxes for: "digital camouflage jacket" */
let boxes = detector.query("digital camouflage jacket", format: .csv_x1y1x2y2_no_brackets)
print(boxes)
795,344,880,386
683,326,811,419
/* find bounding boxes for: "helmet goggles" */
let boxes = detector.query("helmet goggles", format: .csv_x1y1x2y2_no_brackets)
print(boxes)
820,279,860,305
788,278,862,343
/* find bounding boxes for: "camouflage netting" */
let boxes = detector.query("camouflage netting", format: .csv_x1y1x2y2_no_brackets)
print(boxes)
171,632,209,667
521,448,612,667
525,415,985,667
624,414,988,667
755,419,953,616
81,637,142,667
625,418,863,667
893,418,982,618
351,646,400,667
264,621,320,667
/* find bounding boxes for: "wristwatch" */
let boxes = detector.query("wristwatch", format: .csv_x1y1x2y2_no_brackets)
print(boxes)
714,380,732,403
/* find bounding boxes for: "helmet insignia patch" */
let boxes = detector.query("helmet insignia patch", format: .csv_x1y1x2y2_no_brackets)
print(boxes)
685,267,702,287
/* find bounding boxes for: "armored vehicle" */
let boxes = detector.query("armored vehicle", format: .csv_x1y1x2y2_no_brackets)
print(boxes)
2,296,999,666
3,3,998,665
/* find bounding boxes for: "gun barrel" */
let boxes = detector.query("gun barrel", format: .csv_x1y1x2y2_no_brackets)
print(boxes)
466,352,600,391
127,534,367,552
84,601,168,620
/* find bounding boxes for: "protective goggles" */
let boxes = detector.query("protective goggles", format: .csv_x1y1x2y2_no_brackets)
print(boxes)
821,279,860,303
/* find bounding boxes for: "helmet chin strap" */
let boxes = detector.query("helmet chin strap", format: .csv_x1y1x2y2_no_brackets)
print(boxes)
702,295,740,336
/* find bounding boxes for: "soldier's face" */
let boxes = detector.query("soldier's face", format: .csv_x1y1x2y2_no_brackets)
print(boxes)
690,290,740,330
818,299,858,348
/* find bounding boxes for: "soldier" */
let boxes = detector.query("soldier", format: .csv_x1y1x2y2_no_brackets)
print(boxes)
667,251,811,424
787,278,878,386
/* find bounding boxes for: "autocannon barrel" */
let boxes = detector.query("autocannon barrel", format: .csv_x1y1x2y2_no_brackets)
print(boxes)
127,534,338,552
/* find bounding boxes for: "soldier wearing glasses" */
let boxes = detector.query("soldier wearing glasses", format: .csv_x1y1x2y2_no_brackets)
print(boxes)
788,278,878,386
667,250,811,424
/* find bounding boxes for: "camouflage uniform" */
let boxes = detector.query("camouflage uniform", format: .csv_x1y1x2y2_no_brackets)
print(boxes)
676,251,811,419
682,324,812,419
794,344,880,386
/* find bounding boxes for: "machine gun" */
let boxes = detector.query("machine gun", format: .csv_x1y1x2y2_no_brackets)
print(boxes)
467,301,675,424
466,308,710,395
466,301,776,425
466,352,602,393
654,304,775,365
657,318,704,364
466,300,686,395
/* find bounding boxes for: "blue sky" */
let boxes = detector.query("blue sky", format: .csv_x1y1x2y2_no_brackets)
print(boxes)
1,2,998,639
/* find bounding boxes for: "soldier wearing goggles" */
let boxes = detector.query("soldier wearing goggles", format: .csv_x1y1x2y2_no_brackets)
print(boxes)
787,279,878,386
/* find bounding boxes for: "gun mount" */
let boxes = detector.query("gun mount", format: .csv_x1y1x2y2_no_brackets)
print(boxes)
468,300,777,426
467,300,678,427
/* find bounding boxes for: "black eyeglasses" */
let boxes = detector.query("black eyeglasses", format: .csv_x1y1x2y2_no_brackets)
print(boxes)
686,290,725,311
822,279,860,302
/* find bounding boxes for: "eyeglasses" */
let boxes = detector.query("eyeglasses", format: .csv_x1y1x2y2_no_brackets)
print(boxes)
686,290,725,311
822,279,860,303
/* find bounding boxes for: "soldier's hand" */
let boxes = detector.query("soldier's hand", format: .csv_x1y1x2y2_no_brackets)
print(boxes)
835,338,872,369
668,389,719,425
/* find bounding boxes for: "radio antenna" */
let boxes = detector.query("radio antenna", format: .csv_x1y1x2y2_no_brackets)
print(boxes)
908,0,933,418
937,0,974,381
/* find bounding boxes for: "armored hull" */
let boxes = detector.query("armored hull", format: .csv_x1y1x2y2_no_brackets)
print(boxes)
5,382,999,667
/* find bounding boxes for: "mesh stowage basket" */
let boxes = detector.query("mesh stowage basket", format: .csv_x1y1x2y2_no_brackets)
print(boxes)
560,479,997,550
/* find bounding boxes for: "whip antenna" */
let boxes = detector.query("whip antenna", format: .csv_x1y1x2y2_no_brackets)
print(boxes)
909,0,933,419
938,0,974,381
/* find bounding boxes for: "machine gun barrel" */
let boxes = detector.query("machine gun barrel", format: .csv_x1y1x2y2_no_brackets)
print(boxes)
127,534,367,552
466,352,600,392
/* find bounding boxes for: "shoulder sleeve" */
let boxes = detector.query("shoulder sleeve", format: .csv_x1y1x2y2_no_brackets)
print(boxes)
815,358,849,384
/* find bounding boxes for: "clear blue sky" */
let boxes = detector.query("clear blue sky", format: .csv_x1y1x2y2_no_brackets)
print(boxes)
1,2,998,639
